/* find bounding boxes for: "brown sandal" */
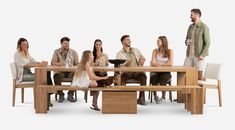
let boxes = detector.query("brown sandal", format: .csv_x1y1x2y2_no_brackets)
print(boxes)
90,106,100,111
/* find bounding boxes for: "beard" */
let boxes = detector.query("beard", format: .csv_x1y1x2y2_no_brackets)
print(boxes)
126,43,131,47
191,18,195,22
62,47,69,51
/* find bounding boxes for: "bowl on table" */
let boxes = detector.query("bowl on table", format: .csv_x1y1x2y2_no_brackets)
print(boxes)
108,59,126,67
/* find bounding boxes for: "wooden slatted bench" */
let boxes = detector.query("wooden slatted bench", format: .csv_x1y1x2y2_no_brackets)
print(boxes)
35,85,203,114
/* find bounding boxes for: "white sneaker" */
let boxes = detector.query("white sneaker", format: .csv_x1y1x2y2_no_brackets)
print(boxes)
158,98,165,104
154,95,160,104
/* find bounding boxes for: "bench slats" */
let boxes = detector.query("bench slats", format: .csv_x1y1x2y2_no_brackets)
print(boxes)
37,85,200,92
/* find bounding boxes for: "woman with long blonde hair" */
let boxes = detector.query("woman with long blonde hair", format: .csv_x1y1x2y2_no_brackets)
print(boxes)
14,38,49,82
14,38,53,106
72,50,108,111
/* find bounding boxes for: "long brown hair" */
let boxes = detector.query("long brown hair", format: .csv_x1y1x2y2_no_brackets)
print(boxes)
74,50,92,79
17,38,29,58
93,39,103,62
158,36,170,58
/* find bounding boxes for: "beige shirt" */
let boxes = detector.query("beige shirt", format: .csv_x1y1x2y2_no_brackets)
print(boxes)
93,53,109,76
51,48,79,66
116,47,145,67
93,53,109,67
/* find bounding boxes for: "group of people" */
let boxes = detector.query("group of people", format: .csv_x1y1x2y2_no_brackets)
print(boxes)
14,9,210,111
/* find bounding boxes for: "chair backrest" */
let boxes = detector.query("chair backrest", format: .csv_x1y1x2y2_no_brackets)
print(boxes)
10,63,17,79
204,63,222,80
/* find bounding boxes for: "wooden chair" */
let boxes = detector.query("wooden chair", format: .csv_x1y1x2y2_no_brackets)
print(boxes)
148,79,173,103
54,77,78,101
198,63,222,107
10,63,34,107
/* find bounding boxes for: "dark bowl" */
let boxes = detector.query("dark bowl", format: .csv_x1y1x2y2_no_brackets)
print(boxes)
108,59,126,67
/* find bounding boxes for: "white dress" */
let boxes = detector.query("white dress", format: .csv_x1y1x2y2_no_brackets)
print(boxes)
71,71,92,88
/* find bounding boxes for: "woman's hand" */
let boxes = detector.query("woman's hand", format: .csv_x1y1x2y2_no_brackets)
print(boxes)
102,76,109,80
41,61,48,66
151,60,160,67
36,61,48,67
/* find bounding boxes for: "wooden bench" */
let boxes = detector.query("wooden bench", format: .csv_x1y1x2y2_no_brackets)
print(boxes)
35,85,203,114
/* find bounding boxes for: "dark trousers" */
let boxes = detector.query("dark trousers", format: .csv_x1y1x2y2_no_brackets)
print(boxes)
121,72,147,100
47,71,53,103
150,72,171,98
53,72,74,96
47,71,53,85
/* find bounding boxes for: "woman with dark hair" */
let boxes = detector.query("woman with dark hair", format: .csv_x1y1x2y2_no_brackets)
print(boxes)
150,36,173,104
92,39,110,83
92,39,108,73
90,39,113,104
14,38,53,106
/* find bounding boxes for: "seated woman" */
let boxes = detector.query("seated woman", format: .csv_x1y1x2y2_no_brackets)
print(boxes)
71,50,109,111
150,36,173,104
92,39,112,85
14,38,53,106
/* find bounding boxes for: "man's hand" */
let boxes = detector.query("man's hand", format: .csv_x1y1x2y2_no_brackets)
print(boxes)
126,60,131,67
139,58,145,66
53,62,63,66
198,55,204,60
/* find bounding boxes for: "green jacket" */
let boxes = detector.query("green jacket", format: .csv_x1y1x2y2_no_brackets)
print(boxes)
185,21,210,57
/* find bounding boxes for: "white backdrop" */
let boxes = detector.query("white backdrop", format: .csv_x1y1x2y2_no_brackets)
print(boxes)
0,0,235,129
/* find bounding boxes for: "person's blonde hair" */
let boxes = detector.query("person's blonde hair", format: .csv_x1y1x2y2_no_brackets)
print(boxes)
74,50,92,79
17,38,29,59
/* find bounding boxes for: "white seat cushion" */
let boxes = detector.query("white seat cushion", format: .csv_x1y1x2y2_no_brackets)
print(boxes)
198,80,218,86
16,81,34,85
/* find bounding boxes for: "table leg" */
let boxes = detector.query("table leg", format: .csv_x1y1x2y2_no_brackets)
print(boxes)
185,69,198,111
177,72,186,103
185,89,191,111
190,88,203,114
36,86,48,114
102,91,137,114
34,68,47,109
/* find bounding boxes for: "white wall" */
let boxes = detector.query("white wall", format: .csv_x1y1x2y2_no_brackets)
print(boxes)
0,0,234,129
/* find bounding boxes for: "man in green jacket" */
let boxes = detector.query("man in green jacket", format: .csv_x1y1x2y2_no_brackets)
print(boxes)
184,9,210,80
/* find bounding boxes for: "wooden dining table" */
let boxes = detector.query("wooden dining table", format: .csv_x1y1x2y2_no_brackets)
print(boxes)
34,65,203,114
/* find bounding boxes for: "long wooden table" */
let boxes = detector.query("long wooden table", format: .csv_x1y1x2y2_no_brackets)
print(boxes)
34,66,202,114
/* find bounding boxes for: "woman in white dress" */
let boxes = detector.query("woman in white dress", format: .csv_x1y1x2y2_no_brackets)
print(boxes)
72,50,108,111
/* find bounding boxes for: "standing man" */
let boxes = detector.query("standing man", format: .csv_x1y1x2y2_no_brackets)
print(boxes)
184,9,210,80
117,35,147,105
51,37,79,103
